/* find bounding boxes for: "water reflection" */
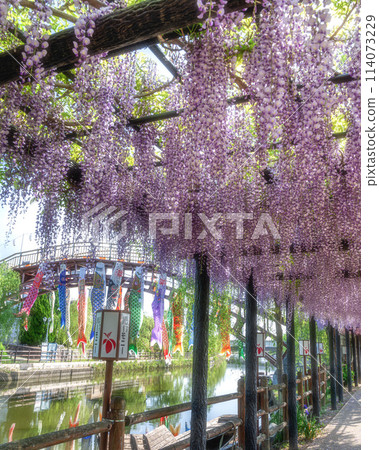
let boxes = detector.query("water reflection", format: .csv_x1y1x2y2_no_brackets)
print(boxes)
0,361,269,446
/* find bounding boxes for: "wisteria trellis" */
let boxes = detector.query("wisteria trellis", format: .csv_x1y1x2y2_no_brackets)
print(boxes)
0,0,360,329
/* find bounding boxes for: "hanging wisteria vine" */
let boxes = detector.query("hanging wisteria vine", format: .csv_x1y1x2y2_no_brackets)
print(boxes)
0,0,361,328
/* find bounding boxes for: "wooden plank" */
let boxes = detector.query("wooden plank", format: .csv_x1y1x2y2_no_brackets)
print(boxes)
144,426,176,449
160,415,242,450
125,392,241,426
0,0,260,86
0,420,113,449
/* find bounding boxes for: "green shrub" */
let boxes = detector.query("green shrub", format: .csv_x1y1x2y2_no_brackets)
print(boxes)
297,404,321,441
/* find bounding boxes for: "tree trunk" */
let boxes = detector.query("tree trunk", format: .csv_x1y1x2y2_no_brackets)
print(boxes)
309,316,320,419
286,300,298,450
345,328,352,392
328,325,337,410
351,331,358,387
190,253,210,448
245,271,257,447
335,331,344,402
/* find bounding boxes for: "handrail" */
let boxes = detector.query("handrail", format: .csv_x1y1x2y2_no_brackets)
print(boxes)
125,392,242,426
0,242,154,269
0,420,113,449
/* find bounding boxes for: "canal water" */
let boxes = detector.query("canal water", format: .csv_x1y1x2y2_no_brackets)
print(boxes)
0,361,272,446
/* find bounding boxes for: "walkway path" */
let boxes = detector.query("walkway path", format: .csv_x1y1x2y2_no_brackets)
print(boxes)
305,388,361,449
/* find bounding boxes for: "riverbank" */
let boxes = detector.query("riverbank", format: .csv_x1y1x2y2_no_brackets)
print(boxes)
0,355,226,387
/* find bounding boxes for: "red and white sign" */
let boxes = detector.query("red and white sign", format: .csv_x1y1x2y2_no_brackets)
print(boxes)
299,340,310,356
317,342,324,355
257,332,265,357
92,310,131,360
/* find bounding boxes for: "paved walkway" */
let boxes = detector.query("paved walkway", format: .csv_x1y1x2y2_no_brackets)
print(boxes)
305,389,361,449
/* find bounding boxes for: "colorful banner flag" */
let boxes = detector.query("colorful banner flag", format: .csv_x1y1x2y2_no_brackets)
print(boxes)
90,262,106,341
125,266,145,356
151,273,167,349
77,267,87,353
58,264,67,329
106,262,123,309
17,264,45,330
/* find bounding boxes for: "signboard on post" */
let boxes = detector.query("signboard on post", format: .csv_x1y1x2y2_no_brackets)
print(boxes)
299,340,310,356
92,310,131,361
317,342,324,355
257,332,265,357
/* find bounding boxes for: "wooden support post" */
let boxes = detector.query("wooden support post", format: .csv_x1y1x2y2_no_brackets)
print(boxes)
335,332,344,402
100,360,114,450
307,368,313,410
109,397,126,450
303,355,307,376
190,253,210,449
282,373,289,442
245,271,258,448
357,335,361,384
286,300,298,449
345,328,352,392
319,366,325,407
297,372,304,410
237,377,246,449
328,325,337,410
351,331,358,387
261,377,270,450
309,317,320,419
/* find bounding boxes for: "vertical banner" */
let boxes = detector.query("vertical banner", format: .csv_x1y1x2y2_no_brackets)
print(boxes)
106,262,124,309
18,264,45,330
77,267,87,353
172,291,184,355
126,266,145,356
58,264,67,329
90,263,106,341
151,273,167,349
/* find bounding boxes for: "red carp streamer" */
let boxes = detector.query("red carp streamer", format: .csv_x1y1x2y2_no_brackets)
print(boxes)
162,319,171,364
17,266,44,330
172,292,184,355
218,297,231,359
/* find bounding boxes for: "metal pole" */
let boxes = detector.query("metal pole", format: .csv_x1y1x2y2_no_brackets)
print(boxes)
190,253,210,449
100,360,114,450
245,271,257,448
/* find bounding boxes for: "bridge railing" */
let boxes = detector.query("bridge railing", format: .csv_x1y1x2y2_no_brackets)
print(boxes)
0,242,154,269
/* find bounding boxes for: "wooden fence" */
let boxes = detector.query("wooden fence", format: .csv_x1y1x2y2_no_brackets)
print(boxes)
1,367,328,449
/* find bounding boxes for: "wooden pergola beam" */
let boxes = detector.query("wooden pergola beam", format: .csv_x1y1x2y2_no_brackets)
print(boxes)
0,0,259,86
149,44,180,79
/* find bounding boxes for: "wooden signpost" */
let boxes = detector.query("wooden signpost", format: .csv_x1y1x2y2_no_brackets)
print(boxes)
317,342,324,365
93,310,131,450
299,339,310,375
257,332,265,358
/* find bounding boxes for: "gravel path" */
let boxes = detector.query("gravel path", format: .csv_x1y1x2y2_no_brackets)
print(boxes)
304,389,361,449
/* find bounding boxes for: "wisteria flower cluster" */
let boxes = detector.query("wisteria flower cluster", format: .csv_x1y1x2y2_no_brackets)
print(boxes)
0,0,361,328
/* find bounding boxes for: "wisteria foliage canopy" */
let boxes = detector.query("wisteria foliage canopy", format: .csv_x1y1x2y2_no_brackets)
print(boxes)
0,0,360,328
